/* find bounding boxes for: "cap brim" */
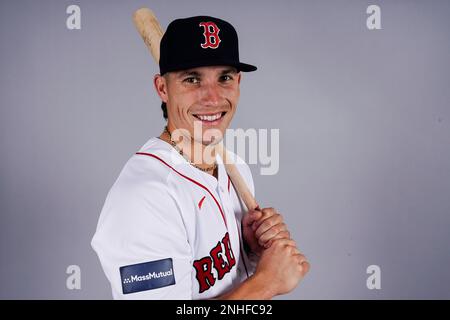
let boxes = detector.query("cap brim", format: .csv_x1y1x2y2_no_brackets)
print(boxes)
235,62,257,72
162,59,257,74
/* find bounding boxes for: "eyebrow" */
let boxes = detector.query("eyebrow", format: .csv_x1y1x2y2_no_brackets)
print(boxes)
177,70,201,78
220,68,238,75
176,68,238,79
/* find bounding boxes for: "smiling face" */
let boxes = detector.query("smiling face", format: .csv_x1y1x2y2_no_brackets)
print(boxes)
154,65,241,145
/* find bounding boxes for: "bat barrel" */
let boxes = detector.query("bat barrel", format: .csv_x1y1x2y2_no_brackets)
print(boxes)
133,8,163,63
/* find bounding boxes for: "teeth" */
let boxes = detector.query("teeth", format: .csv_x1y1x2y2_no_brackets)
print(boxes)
196,112,222,121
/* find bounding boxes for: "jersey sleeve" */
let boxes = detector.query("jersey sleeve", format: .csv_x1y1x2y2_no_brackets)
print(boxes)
91,156,193,299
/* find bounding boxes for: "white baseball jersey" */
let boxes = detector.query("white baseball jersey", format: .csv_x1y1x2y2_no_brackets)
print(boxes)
91,137,257,299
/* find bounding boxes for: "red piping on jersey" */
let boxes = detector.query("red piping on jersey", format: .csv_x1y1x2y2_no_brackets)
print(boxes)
136,152,228,228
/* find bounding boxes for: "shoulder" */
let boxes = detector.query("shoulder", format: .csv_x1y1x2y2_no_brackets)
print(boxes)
100,137,185,220
113,137,182,191
93,138,188,246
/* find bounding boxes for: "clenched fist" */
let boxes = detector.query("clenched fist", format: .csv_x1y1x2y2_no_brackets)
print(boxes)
242,207,290,256
255,238,310,296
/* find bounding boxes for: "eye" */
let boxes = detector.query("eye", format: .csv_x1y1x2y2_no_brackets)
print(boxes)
220,74,234,82
183,77,200,84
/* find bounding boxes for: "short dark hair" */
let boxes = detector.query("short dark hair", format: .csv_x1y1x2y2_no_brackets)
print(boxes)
161,102,168,120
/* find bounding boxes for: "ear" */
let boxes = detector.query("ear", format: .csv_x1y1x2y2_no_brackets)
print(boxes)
237,72,242,85
154,74,168,103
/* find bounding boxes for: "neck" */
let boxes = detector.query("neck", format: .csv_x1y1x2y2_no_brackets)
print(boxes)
159,125,217,174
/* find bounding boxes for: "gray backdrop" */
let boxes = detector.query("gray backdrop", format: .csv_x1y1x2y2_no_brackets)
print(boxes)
1,0,449,299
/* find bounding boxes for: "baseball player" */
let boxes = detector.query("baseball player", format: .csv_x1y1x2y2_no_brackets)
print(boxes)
91,15,309,299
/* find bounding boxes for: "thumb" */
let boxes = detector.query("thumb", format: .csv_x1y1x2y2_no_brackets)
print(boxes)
243,209,262,226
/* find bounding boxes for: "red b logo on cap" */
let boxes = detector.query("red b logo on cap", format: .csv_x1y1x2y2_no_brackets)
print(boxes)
199,22,221,49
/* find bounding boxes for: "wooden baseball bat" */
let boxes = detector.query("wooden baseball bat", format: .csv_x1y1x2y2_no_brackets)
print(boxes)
132,8,259,211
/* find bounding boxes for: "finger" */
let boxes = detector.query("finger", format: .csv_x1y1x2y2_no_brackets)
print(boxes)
291,247,302,256
262,230,291,248
254,215,284,237
257,223,288,246
252,207,278,230
294,253,309,269
271,238,297,249
299,260,310,275
294,253,307,263
243,209,263,227
266,230,291,244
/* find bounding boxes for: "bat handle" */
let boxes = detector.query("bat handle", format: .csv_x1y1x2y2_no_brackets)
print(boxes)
215,143,260,211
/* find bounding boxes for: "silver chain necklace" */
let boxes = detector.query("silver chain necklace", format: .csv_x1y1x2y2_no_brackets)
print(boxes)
163,126,218,173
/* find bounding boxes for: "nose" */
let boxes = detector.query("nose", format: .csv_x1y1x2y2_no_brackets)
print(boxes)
199,82,222,107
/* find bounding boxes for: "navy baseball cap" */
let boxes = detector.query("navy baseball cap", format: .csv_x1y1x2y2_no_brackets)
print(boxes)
159,16,257,75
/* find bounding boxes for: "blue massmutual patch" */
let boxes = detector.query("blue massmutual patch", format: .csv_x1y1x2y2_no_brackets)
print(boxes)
120,258,175,294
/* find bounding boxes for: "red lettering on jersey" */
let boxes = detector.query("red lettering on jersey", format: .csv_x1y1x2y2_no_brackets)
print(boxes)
210,241,230,280
193,256,216,293
193,232,236,293
199,22,221,49
222,232,236,268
